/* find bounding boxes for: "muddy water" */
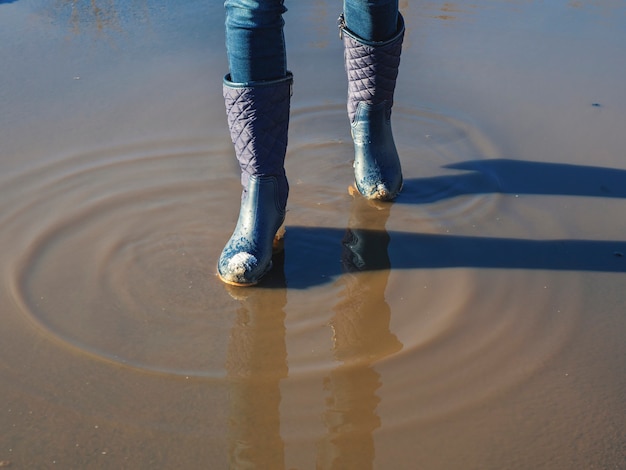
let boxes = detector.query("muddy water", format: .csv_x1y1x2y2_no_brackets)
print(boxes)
1,0,626,468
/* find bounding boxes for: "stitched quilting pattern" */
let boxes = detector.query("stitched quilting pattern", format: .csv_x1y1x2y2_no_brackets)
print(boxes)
223,79,291,188
344,33,403,123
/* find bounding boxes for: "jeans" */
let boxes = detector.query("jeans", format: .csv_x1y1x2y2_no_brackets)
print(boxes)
225,0,399,84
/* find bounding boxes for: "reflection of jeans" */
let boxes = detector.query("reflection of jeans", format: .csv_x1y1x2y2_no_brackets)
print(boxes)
225,0,399,84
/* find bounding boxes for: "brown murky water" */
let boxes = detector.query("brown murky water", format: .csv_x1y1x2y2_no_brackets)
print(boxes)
1,0,626,468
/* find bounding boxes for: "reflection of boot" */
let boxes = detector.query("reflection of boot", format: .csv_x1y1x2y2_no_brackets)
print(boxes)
317,195,402,469
218,73,293,286
335,194,402,362
317,367,380,470
226,254,288,468
340,14,404,201
342,189,392,273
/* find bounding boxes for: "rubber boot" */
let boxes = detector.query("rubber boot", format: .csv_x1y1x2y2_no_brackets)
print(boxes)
339,14,404,201
218,73,293,286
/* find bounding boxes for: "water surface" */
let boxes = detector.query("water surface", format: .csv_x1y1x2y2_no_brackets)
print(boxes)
1,1,625,468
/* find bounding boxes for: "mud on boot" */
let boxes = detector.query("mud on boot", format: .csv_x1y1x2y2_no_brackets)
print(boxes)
218,175,286,286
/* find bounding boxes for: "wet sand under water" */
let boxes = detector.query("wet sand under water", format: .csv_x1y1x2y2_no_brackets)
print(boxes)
1,0,626,468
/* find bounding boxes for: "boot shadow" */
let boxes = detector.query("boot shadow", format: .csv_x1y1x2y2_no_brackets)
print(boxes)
282,223,626,289
399,158,626,204
277,159,626,288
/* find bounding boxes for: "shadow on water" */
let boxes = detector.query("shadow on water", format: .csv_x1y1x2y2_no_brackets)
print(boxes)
283,227,626,288
276,159,626,289
399,159,626,203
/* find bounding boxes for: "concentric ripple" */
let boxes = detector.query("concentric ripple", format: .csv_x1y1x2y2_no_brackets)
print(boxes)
3,108,584,429
379,267,583,426
276,242,583,436
5,139,245,377
259,104,583,431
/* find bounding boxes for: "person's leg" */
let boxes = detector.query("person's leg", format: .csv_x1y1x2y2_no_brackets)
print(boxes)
219,0,292,286
340,0,404,201
342,0,398,43
225,0,287,83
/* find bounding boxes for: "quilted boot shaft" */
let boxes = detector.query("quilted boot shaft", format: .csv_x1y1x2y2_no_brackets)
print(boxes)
219,73,292,286
223,72,293,208
340,14,404,200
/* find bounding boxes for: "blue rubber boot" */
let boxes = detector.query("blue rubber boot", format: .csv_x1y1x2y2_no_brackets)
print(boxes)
340,14,404,201
218,73,292,286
